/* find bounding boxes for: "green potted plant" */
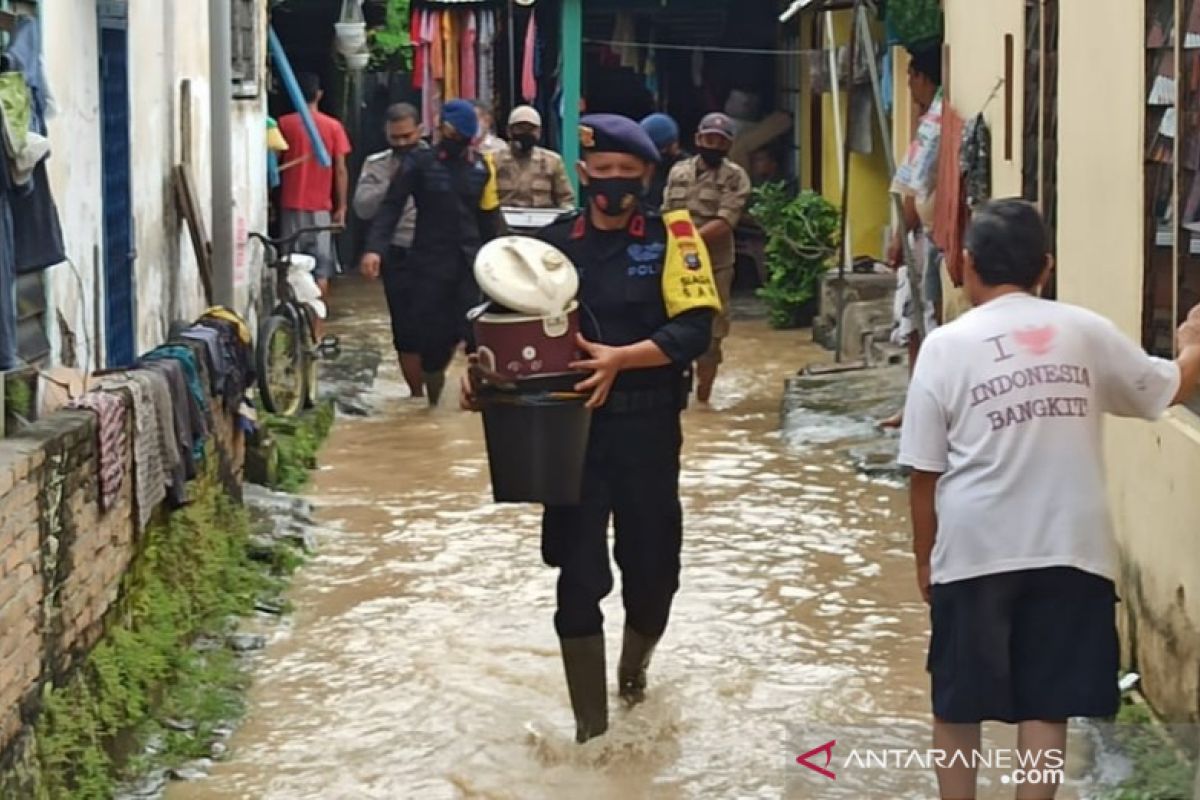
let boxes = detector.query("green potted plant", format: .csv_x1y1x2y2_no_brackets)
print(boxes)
751,183,841,329
367,0,413,72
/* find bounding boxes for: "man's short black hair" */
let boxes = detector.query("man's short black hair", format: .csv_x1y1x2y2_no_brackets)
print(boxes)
298,72,321,103
386,102,420,125
908,45,942,87
964,199,1048,289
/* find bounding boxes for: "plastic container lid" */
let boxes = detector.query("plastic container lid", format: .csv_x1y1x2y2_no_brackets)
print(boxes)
474,236,579,317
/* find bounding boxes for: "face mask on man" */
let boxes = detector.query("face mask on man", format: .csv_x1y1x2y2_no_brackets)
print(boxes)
440,137,468,158
392,141,419,157
697,147,725,168
585,174,645,217
514,133,538,153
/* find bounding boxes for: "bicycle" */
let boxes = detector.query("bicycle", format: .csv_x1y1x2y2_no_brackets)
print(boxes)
249,225,343,416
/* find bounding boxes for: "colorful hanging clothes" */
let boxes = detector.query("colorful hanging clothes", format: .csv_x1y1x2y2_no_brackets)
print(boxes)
443,11,459,100
412,7,425,89
69,390,128,512
478,10,496,107
522,9,538,103
92,373,168,530
932,103,967,284
421,10,440,135
431,10,445,81
461,11,478,99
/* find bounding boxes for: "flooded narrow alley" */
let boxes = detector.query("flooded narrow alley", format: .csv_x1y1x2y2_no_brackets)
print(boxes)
171,280,934,799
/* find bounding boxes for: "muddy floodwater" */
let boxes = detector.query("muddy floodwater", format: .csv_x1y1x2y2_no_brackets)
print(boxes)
168,282,953,799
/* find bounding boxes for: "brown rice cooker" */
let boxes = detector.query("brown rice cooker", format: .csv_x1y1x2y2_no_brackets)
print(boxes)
472,236,583,381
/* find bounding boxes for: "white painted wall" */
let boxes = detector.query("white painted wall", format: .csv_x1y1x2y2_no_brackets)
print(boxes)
34,0,267,368
40,0,104,371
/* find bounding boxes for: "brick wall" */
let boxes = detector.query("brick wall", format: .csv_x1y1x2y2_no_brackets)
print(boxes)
0,399,243,756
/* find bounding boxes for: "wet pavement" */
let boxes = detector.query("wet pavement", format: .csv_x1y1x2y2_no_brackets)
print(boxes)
167,279,939,799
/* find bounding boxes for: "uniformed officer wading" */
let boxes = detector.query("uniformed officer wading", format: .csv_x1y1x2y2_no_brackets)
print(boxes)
462,114,720,744
663,112,752,405
493,105,576,210
353,103,429,399
360,99,505,407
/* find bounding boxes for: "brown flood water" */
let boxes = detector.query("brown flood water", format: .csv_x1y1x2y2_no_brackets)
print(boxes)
170,279,942,799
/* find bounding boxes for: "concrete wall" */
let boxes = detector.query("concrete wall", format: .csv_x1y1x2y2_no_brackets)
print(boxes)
943,0,1200,721
942,0,1025,198
36,0,267,368
40,0,104,370
1057,0,1200,722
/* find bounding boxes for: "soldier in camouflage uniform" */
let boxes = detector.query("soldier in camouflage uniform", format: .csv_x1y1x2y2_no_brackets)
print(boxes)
492,106,576,210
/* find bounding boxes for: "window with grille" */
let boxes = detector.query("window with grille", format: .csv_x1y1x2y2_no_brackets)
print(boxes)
1144,0,1200,414
232,0,261,99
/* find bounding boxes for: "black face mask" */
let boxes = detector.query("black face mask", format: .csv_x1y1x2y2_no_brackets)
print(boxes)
514,133,538,153
586,176,645,217
392,142,419,157
440,138,468,158
698,147,725,168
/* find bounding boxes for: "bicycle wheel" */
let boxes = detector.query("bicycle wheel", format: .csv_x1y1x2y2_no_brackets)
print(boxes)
257,314,304,416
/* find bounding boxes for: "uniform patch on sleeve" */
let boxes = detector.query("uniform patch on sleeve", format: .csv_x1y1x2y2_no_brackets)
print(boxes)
662,210,721,318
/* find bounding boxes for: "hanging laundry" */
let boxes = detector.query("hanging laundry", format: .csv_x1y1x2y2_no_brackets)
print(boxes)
69,390,129,512
412,7,425,90
461,11,478,100
134,367,186,506
140,359,201,484
5,15,54,134
478,10,496,107
960,113,992,209
431,10,445,81
522,9,538,103
421,10,439,135
181,326,225,395
612,12,639,71
92,373,168,531
443,11,460,100
932,102,967,284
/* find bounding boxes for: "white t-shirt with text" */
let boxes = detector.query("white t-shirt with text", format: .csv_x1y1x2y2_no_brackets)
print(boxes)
898,293,1180,585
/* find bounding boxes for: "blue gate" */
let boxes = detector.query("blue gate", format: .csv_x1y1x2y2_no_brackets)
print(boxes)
98,8,135,367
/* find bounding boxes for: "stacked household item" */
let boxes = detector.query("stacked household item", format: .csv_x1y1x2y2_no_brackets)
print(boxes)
469,236,590,505
335,0,370,71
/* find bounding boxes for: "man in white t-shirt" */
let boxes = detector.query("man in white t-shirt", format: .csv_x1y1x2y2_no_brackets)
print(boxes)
898,199,1200,800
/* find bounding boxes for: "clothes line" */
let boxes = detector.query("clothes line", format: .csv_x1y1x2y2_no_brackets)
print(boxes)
583,38,828,57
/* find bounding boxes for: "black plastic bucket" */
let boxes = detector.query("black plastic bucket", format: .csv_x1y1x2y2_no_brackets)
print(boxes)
479,377,591,505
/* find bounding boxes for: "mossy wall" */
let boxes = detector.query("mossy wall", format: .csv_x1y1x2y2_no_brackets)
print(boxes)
0,397,333,798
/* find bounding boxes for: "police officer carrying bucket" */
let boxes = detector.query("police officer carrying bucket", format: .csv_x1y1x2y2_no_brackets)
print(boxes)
463,114,720,743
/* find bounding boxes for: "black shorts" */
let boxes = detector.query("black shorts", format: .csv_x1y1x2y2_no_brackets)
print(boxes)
927,566,1120,724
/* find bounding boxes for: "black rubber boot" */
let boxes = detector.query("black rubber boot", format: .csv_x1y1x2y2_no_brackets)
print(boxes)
423,370,446,407
618,626,660,707
560,635,608,743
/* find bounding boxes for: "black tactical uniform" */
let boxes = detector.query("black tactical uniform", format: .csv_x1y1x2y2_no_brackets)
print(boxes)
531,113,717,744
364,146,504,379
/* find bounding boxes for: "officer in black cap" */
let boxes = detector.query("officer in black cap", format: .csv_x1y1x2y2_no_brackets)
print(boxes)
465,113,719,743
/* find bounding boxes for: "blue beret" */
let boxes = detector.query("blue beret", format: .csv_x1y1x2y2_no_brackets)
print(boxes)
441,99,479,140
580,114,661,163
640,113,680,150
